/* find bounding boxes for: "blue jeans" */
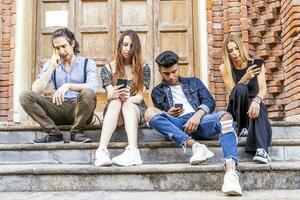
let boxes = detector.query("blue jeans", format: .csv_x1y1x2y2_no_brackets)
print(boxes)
149,111,238,162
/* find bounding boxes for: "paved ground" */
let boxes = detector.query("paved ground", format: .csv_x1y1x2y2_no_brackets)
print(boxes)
1,190,299,200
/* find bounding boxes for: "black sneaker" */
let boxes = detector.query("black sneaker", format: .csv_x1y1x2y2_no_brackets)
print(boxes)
253,148,271,164
239,128,248,137
71,133,92,143
31,133,63,143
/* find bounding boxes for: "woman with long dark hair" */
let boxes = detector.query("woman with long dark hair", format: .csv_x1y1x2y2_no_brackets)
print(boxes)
95,30,150,166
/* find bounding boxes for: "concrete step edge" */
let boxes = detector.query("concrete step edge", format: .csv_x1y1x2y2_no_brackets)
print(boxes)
0,161,299,175
0,138,300,150
1,190,300,200
0,121,300,131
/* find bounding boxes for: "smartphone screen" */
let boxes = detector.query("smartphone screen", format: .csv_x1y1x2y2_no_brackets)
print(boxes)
253,59,263,69
117,79,128,89
175,103,183,109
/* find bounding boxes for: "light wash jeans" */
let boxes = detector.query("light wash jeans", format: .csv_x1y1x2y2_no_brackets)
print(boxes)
149,111,238,162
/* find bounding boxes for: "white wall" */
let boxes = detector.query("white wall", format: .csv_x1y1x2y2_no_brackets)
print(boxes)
13,0,35,122
198,0,209,88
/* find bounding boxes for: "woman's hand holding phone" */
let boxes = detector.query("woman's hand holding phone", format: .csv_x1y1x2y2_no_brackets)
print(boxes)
107,84,126,101
240,64,261,84
120,86,130,102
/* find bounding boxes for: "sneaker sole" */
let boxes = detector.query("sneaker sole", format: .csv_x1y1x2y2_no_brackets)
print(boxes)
190,158,207,165
95,161,112,167
222,189,243,196
30,140,64,144
112,160,143,167
253,156,269,164
70,138,92,143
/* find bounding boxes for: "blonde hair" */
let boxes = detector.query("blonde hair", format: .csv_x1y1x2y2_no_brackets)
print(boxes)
222,34,251,82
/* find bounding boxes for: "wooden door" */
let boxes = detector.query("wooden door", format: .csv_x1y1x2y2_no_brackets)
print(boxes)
154,0,194,84
36,0,75,68
75,0,113,110
35,0,197,113
115,0,154,104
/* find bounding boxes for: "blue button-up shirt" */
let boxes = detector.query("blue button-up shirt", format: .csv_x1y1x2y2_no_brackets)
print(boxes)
39,56,99,100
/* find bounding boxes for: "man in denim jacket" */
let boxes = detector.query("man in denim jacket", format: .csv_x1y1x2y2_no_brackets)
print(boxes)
144,51,242,196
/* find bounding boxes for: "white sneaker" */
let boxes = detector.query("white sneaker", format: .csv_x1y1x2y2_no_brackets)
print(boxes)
222,170,242,196
190,142,214,165
95,147,112,166
112,146,143,166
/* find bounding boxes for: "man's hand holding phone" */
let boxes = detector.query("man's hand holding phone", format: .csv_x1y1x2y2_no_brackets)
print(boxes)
167,103,184,117
51,50,61,70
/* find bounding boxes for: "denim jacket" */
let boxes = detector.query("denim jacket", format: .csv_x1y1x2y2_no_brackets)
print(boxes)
151,77,215,114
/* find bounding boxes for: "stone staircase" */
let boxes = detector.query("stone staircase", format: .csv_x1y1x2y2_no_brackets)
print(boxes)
0,122,299,192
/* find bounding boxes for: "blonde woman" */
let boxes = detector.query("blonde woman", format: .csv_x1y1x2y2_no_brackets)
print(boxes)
220,34,272,163
95,30,150,167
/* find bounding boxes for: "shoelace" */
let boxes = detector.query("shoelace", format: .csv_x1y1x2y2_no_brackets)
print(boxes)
257,148,272,162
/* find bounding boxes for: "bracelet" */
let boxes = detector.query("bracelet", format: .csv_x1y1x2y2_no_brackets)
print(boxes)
253,96,262,104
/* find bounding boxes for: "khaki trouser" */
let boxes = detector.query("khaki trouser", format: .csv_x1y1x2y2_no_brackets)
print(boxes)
19,89,97,135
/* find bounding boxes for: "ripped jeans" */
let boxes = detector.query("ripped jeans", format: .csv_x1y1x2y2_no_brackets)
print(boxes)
148,111,238,162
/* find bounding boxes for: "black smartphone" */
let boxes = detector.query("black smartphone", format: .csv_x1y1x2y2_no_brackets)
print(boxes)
174,103,183,109
117,78,128,89
253,59,263,70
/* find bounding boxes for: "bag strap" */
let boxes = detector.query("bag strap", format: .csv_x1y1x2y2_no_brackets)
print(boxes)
84,58,88,83
53,69,58,90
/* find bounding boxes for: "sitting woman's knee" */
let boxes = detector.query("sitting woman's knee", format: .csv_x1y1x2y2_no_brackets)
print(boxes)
108,98,122,107
144,107,161,122
234,83,248,96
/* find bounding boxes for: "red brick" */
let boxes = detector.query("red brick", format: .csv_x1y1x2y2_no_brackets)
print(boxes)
268,111,284,119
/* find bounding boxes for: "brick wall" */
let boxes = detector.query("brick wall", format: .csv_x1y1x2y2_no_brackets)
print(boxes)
207,0,300,121
0,0,15,122
281,0,300,118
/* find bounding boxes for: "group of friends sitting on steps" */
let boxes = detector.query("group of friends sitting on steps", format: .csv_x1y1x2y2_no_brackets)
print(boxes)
19,28,272,196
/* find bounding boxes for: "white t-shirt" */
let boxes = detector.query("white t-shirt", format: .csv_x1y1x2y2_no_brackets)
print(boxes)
170,85,195,116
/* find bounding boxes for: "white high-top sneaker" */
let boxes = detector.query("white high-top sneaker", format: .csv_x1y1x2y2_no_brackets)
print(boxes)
112,146,143,166
222,159,242,196
190,142,214,165
95,147,112,167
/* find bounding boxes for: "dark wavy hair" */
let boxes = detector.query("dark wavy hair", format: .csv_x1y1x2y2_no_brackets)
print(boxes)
52,28,80,54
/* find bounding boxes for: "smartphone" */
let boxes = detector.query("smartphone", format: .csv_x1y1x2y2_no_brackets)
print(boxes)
253,59,263,70
117,78,128,89
174,103,183,109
